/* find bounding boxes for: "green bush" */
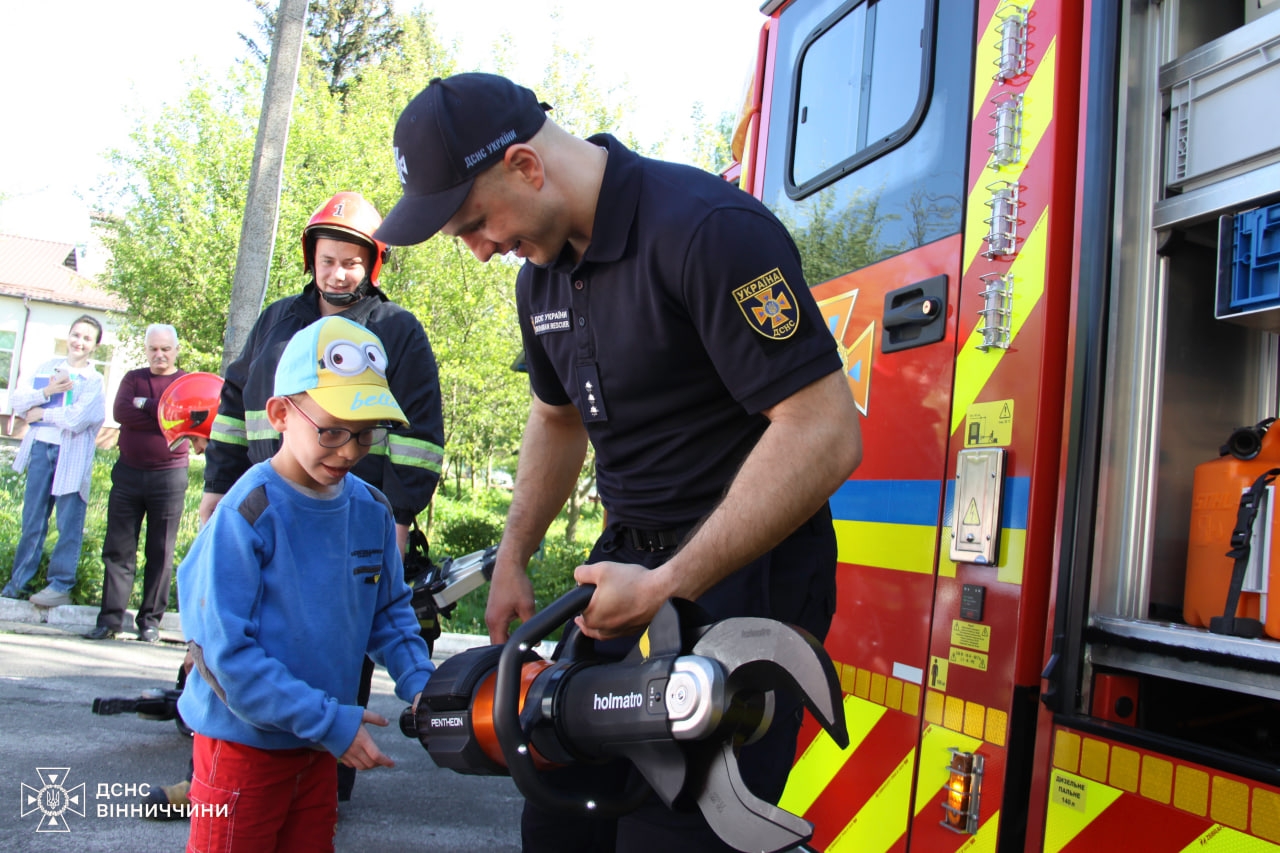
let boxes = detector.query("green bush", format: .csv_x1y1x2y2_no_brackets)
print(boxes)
431,502,506,558
427,480,600,638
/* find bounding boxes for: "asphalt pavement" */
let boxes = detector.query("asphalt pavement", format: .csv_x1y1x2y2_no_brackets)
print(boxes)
0,602,525,852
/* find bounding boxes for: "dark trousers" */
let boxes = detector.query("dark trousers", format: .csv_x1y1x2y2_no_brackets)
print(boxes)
521,506,837,853
97,460,188,632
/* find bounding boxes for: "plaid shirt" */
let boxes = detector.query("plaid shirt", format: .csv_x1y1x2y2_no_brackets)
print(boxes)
10,359,105,503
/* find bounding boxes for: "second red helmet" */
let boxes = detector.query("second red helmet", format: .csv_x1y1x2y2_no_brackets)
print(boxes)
302,191,390,286
158,371,224,451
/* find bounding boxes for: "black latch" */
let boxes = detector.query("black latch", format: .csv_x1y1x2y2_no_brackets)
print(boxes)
882,275,948,353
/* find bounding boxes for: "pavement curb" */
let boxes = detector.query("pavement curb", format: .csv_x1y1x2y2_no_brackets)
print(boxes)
0,597,535,658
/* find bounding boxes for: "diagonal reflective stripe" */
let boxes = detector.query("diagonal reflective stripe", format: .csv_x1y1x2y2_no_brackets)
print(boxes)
962,36,1059,276
828,748,916,853
1043,770,1124,853
952,206,1050,438
913,724,983,816
781,695,884,817
969,0,1040,121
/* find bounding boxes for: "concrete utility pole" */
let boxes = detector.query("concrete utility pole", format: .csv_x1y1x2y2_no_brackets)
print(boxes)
220,0,309,372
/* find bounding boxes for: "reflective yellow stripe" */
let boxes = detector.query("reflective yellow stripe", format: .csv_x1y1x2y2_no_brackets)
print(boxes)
780,695,884,817
963,35,1058,274
1043,770,1124,853
952,206,1050,438
387,434,444,472
970,0,1039,121
835,519,937,573
914,724,984,817
211,414,247,447
939,527,1026,584
827,748,916,853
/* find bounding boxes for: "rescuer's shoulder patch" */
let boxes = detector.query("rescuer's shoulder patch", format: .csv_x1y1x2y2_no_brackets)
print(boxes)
733,268,799,340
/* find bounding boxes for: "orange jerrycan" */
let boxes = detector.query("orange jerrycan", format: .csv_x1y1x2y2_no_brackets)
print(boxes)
1184,418,1280,639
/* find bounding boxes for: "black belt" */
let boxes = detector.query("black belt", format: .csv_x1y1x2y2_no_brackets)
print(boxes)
620,526,685,552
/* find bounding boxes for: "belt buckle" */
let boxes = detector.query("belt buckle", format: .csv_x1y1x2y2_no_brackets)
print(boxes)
626,528,662,552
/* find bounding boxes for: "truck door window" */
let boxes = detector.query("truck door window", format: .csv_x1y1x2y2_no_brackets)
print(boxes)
790,0,931,195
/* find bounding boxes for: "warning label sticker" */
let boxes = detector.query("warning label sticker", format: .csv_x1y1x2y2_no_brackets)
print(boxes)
965,400,1014,447
950,620,991,652
948,647,989,672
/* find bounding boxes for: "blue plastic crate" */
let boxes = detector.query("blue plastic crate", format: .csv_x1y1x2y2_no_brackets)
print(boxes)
1229,204,1280,310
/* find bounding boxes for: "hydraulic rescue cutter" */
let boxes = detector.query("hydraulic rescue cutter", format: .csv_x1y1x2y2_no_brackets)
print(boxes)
400,585,849,853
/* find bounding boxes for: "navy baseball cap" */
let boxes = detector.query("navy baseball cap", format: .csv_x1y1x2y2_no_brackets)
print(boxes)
375,73,550,247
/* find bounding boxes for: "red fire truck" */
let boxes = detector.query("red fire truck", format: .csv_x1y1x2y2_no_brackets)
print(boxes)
726,0,1280,849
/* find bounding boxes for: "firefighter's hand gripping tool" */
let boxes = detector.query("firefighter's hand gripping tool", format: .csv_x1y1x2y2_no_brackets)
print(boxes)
400,584,849,853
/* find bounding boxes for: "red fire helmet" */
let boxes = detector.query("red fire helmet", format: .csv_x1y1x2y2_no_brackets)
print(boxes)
158,372,223,451
302,191,390,286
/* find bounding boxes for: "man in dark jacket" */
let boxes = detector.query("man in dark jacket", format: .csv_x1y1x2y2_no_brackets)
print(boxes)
201,191,444,553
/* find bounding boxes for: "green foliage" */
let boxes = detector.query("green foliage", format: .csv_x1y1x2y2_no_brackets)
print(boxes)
429,483,601,637
95,65,264,375
431,500,506,558
0,448,598,638
72,2,734,637
777,185,900,288
0,449,205,611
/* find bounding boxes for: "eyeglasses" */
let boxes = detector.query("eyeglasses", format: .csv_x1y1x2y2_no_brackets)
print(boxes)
284,396,388,448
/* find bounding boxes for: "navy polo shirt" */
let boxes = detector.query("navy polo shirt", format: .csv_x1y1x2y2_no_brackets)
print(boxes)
517,135,841,529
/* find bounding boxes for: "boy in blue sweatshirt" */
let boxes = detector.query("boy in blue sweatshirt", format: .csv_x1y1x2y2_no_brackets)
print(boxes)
178,315,434,851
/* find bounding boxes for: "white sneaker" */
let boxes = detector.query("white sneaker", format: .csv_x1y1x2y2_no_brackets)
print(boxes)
29,587,72,608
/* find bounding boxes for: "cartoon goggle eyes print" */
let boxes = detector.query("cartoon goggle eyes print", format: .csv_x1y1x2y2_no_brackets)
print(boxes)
322,339,388,378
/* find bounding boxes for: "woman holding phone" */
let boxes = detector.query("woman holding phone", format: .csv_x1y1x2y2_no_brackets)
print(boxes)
2,315,106,607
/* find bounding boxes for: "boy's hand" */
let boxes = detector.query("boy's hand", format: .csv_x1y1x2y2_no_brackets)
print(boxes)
339,710,396,770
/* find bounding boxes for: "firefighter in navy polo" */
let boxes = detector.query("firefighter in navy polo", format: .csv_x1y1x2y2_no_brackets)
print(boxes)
375,73,863,853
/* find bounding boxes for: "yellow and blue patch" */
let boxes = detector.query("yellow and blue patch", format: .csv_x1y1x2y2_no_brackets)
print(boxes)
734,267,800,339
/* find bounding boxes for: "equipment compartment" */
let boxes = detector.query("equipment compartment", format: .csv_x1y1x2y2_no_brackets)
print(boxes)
1164,10,1280,192
1218,203,1280,328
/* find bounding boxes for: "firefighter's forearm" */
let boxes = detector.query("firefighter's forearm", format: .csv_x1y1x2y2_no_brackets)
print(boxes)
496,398,589,571
657,370,862,603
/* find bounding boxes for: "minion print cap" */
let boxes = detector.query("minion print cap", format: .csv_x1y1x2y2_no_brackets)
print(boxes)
274,316,408,426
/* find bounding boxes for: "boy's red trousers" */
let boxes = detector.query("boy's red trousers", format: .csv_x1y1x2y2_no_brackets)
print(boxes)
186,733,338,852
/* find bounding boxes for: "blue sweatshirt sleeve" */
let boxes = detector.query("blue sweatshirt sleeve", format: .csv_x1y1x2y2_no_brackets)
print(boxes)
368,514,435,701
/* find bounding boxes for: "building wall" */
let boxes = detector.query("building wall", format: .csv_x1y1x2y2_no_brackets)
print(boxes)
0,297,140,444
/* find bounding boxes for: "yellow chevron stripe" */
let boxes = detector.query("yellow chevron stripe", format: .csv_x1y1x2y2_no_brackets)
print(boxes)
951,206,1050,438
963,36,1058,274
939,527,1026,584
964,809,1002,852
828,748,916,853
914,724,984,816
780,694,884,817
836,519,937,573
970,0,1039,120
1180,826,1280,852
1043,770,1124,853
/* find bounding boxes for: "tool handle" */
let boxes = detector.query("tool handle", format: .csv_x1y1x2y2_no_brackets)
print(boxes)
494,584,647,818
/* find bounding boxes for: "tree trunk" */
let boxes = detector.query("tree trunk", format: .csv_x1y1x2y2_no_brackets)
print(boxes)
220,0,308,371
